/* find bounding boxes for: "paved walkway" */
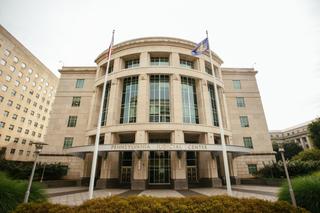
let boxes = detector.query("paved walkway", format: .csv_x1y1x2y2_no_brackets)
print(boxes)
46,185,280,206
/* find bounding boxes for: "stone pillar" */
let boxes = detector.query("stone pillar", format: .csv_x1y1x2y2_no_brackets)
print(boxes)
171,52,180,68
131,130,148,190
113,58,121,72
106,79,120,125
140,52,149,67
229,153,240,185
171,74,182,123
196,79,208,125
199,58,206,72
306,136,312,149
171,130,188,190
96,133,119,188
136,74,148,123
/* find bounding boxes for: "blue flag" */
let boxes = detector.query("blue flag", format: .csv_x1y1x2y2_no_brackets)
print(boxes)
191,38,209,56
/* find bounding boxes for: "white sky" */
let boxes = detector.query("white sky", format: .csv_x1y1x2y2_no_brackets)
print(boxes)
0,0,319,130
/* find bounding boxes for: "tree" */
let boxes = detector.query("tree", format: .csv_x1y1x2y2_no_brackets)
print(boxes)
308,118,320,149
273,141,303,161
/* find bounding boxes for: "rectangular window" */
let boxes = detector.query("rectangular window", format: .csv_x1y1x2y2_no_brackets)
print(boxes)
233,80,241,89
5,136,11,142
9,124,14,130
4,111,9,117
14,138,19,143
208,84,219,126
26,151,30,156
125,58,140,69
240,116,249,127
7,100,13,106
22,139,26,144
0,95,3,102
180,59,194,69
10,149,15,154
181,76,199,123
71,96,81,107
63,137,74,149
243,137,253,148
19,150,23,155
236,97,246,107
150,57,169,66
149,75,170,122
205,66,212,75
75,79,85,88
248,164,257,175
101,83,111,126
120,76,139,123
67,116,77,127
0,121,5,128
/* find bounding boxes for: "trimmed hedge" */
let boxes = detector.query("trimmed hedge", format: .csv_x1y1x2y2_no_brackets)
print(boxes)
279,173,320,213
13,195,308,213
0,159,68,180
257,160,320,178
0,172,46,213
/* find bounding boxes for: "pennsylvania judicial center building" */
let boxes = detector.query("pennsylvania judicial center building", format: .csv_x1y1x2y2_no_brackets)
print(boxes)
42,37,275,190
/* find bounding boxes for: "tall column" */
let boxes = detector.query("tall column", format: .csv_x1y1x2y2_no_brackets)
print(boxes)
171,130,188,190
140,52,149,67
136,74,148,123
96,133,119,188
106,79,119,125
171,74,182,123
132,130,148,190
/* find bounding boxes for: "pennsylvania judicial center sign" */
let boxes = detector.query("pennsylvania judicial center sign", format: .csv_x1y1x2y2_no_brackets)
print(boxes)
65,143,252,154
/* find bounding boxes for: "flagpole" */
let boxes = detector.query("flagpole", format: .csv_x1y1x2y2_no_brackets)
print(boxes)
206,30,232,196
88,30,115,199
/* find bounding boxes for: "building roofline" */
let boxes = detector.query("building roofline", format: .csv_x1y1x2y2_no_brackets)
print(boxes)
59,66,97,73
95,36,224,64
0,24,58,80
270,119,316,133
221,67,257,74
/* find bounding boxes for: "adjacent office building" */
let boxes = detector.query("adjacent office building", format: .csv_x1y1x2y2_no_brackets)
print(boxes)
42,37,275,189
0,25,58,161
270,120,314,150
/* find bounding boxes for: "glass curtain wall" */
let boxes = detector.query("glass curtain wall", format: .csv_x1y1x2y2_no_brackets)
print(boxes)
181,77,199,123
120,76,139,123
100,82,111,126
149,75,170,122
208,83,219,127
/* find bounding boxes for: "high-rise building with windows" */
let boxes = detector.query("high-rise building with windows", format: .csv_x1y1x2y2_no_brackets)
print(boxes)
42,37,274,190
0,25,58,160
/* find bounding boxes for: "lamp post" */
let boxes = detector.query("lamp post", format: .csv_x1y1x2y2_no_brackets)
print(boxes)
279,147,297,207
24,142,47,203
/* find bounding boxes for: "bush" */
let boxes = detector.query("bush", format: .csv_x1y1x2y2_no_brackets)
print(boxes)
0,172,46,213
308,117,320,149
292,149,320,161
14,195,308,213
273,142,303,161
257,160,320,178
0,159,68,180
279,173,320,213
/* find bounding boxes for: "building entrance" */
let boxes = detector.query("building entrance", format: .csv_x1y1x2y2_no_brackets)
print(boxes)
148,151,171,184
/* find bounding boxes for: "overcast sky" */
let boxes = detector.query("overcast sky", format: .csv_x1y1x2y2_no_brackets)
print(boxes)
0,0,319,130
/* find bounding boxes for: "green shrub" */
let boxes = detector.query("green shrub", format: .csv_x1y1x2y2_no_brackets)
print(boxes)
14,195,308,213
257,160,320,178
292,149,320,161
0,172,46,213
0,159,68,180
279,173,320,213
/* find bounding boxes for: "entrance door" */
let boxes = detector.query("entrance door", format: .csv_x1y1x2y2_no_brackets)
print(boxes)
120,152,132,183
149,151,171,184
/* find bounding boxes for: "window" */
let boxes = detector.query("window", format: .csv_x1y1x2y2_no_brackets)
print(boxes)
17,127,22,133
10,149,15,154
240,116,249,127
33,102,37,107
16,104,21,109
5,136,11,142
27,98,31,104
67,116,77,127
29,90,34,95
25,129,29,134
14,138,19,143
208,84,219,126
7,100,13,106
0,121,5,128
4,111,9,117
19,150,23,155
107,61,114,73
75,79,84,88
21,63,26,69
9,124,14,130
243,137,253,148
30,110,35,116
26,151,30,156
236,97,246,107
233,80,241,89
12,114,18,120
36,93,40,99
13,56,19,63
1,85,8,91
5,75,12,81
11,90,16,96
28,120,32,125
125,58,139,69
180,59,194,69
20,94,24,100
181,76,199,123
38,133,41,138
63,137,74,149
35,73,38,78
25,77,30,82
120,76,138,123
23,107,28,113
28,68,33,74
71,96,81,107
18,71,23,78
150,57,169,66
100,83,111,126
0,58,7,65
15,80,20,86
205,66,212,75
4,49,11,56
22,85,27,91
9,66,15,72
248,164,257,175
42,116,46,121
22,139,26,144
149,75,170,122
0,95,3,102
20,117,25,122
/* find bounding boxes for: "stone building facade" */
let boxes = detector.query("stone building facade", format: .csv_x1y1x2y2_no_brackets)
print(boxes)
0,25,58,161
43,37,274,189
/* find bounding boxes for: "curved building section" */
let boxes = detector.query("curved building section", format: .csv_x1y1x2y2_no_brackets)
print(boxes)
43,37,275,189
